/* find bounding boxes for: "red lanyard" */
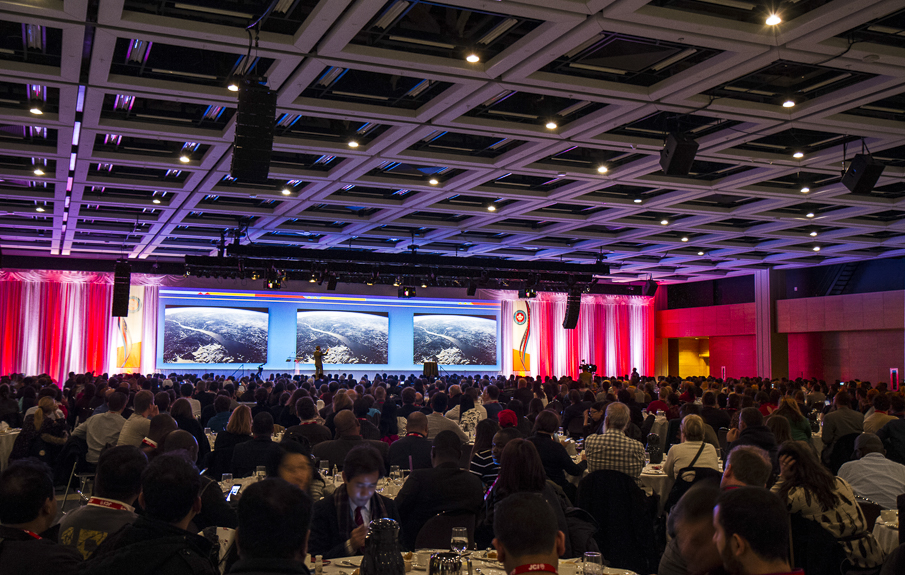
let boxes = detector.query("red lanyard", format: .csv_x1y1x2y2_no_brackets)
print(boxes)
21,529,41,540
406,432,425,438
141,438,157,448
88,497,129,511
510,564,557,575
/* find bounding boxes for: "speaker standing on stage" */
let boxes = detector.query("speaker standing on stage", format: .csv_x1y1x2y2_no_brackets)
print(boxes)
313,346,324,378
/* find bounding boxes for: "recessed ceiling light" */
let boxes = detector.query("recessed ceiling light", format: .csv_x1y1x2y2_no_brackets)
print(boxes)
812,246,820,251
697,251,705,256
809,231,818,237
556,172,566,178
348,140,359,148
35,206,45,212
806,212,815,218
681,236,689,242
487,204,497,212
428,177,439,185
793,151,804,159
633,197,643,204
545,121,558,130
465,53,480,63
597,165,608,174
660,219,669,225
281,188,291,196
33,167,44,176
29,100,43,115
227,82,239,92
800,186,810,193
152,198,161,204
782,98,795,108
766,14,781,26
179,154,190,163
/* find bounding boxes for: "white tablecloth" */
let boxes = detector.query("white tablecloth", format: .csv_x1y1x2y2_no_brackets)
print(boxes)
872,519,899,555
640,465,673,513
314,555,636,575
0,430,20,472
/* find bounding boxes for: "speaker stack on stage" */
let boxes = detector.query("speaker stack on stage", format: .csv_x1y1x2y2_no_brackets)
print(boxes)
112,261,131,317
230,78,277,183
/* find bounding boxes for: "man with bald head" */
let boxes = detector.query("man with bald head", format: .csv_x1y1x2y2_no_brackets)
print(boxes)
313,410,389,473
162,430,237,530
389,412,432,471
838,433,905,509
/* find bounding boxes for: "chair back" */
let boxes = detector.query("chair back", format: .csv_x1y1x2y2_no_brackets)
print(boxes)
788,513,847,574
898,493,905,545
663,467,723,513
855,497,882,532
718,427,729,457
414,512,476,551
825,432,860,474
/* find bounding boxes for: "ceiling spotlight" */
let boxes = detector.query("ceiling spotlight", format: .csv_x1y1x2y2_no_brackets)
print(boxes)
681,236,689,242
487,203,497,212
152,198,161,204
660,219,669,225
29,99,43,115
806,212,815,218
35,206,45,212
347,139,359,148
465,53,480,63
633,197,643,204
793,151,804,159
782,98,795,108
179,154,190,163
428,177,439,185
545,120,558,130
809,231,818,237
597,165,608,174
421,280,428,288
812,246,821,252
800,185,810,193
33,167,44,176
281,188,291,196
766,14,782,26
697,250,705,256
227,81,240,92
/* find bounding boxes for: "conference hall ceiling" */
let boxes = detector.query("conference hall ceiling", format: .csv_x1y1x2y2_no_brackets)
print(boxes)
1,0,905,283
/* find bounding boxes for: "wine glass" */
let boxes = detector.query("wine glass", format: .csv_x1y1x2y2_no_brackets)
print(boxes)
221,473,232,490
583,551,603,575
390,465,401,483
319,460,330,481
450,527,468,555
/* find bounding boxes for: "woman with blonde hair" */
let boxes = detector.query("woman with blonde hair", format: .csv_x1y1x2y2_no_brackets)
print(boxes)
663,414,720,480
773,397,812,442
10,396,69,462
209,404,252,478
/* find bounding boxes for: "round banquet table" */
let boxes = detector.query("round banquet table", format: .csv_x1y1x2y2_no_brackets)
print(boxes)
312,554,637,575
640,464,673,514
0,430,20,472
872,515,899,555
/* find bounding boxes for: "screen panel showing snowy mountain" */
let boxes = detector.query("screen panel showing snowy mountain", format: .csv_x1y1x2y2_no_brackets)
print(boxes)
296,310,389,365
413,314,497,365
163,306,269,363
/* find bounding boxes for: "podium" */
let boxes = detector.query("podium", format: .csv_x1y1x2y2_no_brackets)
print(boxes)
422,361,438,377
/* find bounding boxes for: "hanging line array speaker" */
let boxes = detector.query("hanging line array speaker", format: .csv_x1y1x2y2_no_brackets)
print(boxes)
112,261,132,317
231,79,276,182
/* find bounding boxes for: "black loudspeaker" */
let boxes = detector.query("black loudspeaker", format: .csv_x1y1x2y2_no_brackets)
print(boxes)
659,133,699,176
642,279,658,297
112,262,131,317
230,80,277,182
842,154,884,194
562,292,581,329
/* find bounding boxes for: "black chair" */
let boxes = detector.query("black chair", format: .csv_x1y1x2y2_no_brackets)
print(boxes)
855,496,882,532
576,470,658,575
414,511,476,551
717,427,729,458
789,513,848,575
639,415,655,446
824,433,860,474
663,467,723,513
898,493,905,546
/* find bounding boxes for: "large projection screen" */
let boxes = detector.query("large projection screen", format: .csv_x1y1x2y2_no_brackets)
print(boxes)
157,289,500,372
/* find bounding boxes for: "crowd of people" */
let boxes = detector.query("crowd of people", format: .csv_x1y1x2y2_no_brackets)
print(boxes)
0,369,904,575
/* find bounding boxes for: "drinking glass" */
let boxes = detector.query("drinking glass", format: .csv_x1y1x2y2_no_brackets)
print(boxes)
204,427,212,436
390,465,401,482
582,551,603,575
450,527,468,554
255,465,266,479
221,473,232,489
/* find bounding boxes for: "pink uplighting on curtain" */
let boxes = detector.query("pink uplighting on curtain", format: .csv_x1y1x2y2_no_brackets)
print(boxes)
484,290,654,379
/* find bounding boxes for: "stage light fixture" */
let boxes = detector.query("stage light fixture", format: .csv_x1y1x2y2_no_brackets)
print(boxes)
633,197,643,204
800,185,810,193
518,287,537,299
681,236,689,242
467,280,477,297
793,151,804,159
766,14,781,26
420,279,428,288
152,198,161,204
697,250,705,256
782,98,795,108
428,177,439,185
309,274,316,283
179,153,191,163
806,212,815,218
281,188,291,195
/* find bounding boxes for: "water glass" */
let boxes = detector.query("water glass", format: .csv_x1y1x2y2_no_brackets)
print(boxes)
582,551,603,575
221,473,232,489
450,527,468,554
255,465,266,479
204,427,212,436
319,460,330,479
390,465,401,482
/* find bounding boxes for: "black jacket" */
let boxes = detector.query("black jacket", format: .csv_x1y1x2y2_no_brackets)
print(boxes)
0,525,81,575
701,406,731,431
284,422,332,448
228,557,311,575
83,516,216,575
527,434,587,490
387,434,432,471
394,461,485,550
730,424,778,470
312,435,389,473
231,436,284,478
308,491,400,559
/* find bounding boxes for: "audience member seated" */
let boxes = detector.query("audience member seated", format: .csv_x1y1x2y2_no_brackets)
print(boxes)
469,418,500,488
308,445,400,559
821,391,863,460
205,395,233,434
425,392,468,442
141,413,177,461
0,460,81,575
701,391,731,431
584,402,645,485
877,414,905,466
713,487,797,575
170,397,210,467
58,445,147,559
117,390,156,447
727,407,778,471
772,398,812,443
765,414,793,445
491,492,566,575
658,483,725,575
266,440,324,502
9,396,69,464
388,411,432,471
837,433,905,510
771,440,885,570
284,398,331,448
163,430,237,530
312,410,389,473
353,398,380,440
720,445,773,490
71,390,129,466
231,412,284,479
664,414,721,481
230,478,313,575
527,410,587,503
478,438,571,554
581,401,606,436
561,390,591,437
864,394,896,435
81,452,216,575
395,430,484,550
482,385,503,422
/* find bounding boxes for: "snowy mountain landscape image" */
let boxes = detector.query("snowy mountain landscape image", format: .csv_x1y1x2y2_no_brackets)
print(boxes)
296,310,389,365
413,314,497,365
163,306,269,364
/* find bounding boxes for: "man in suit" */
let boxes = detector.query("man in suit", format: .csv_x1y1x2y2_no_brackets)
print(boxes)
313,410,389,473
231,412,284,478
309,445,400,559
394,431,484,550
388,412,432,471
425,392,468,442
284,397,331,448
